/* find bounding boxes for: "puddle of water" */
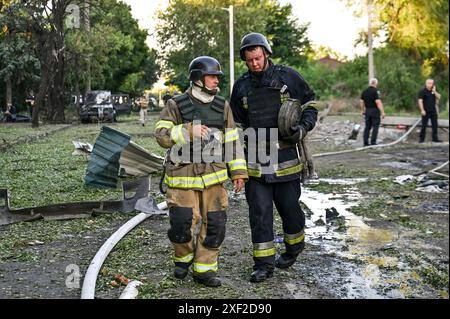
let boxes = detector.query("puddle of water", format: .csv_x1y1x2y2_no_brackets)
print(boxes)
318,178,368,185
300,178,414,299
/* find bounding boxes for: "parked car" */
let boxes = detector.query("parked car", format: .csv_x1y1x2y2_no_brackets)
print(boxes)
80,90,116,123
112,93,132,115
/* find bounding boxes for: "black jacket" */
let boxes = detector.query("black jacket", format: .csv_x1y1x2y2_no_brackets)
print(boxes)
230,60,318,183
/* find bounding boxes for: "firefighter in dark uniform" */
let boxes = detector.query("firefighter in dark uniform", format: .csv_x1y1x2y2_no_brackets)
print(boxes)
230,33,318,283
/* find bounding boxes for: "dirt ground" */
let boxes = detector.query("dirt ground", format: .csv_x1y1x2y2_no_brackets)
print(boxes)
0,115,448,299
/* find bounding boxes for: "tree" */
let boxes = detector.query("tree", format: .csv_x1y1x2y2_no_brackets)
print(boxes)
264,1,311,67
344,0,449,106
4,0,159,127
86,0,159,96
157,0,311,97
10,0,84,127
0,3,39,110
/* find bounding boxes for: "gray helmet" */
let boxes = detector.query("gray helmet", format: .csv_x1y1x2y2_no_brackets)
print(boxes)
188,56,223,81
239,32,272,61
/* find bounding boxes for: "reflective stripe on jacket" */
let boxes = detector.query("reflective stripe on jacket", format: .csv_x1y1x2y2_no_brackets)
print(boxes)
155,88,248,190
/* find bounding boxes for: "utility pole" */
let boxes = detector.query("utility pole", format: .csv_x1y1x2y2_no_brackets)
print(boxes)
367,0,375,81
222,5,234,94
83,1,91,93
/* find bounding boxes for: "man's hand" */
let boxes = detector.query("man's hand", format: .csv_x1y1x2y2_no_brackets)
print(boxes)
381,112,386,119
192,124,210,139
282,125,306,144
421,110,426,117
233,178,245,193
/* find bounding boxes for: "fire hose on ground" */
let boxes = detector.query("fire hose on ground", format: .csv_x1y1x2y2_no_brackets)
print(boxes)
313,118,424,157
81,201,168,299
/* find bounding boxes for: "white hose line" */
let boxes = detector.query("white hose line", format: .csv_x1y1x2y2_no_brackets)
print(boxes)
429,171,450,178
313,118,422,158
119,280,143,299
427,160,449,178
81,201,168,299
428,160,449,174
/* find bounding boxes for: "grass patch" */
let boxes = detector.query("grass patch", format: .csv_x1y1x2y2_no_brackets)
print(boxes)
419,265,449,291
0,213,130,263
0,115,164,208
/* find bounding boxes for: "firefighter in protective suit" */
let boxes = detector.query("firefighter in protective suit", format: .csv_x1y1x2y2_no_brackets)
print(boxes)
155,56,248,287
230,33,318,283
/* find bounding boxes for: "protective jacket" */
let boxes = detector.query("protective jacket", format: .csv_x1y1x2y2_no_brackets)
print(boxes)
230,60,318,183
155,87,248,190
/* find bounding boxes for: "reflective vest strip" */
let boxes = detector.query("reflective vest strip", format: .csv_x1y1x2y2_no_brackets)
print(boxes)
303,101,318,110
275,163,303,177
193,261,218,273
173,253,194,263
224,128,239,143
164,175,204,189
227,159,247,172
164,169,229,189
202,169,229,187
253,247,276,258
170,124,187,145
253,241,274,250
284,233,305,245
248,168,262,178
156,120,175,130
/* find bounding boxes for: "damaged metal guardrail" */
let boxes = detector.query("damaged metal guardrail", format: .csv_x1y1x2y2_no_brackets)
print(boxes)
0,177,158,226
84,126,164,189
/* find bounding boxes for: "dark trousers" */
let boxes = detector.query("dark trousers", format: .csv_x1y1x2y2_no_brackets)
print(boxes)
363,109,381,145
419,111,438,142
245,178,305,270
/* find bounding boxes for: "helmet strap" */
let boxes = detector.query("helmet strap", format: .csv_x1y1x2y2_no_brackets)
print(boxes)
193,79,218,95
191,81,217,103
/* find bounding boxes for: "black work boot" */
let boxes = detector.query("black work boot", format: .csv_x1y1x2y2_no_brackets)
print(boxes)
193,272,221,287
173,262,191,279
275,252,299,269
250,269,273,283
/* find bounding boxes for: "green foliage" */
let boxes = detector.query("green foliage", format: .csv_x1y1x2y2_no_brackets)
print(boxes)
66,0,160,97
157,0,311,97
0,3,39,110
374,46,425,111
1,0,159,118
374,0,449,63
299,44,447,111
338,0,449,111
297,55,367,101
297,63,339,100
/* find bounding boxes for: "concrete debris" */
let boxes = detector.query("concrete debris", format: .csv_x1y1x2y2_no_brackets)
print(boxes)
418,180,449,188
325,207,340,221
394,175,415,185
72,141,93,156
415,185,448,193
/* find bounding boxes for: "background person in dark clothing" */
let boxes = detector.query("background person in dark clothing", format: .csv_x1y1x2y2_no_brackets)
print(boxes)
360,78,385,146
418,79,442,143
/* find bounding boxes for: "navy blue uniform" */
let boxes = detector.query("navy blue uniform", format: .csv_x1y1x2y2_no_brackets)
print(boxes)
230,60,317,271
